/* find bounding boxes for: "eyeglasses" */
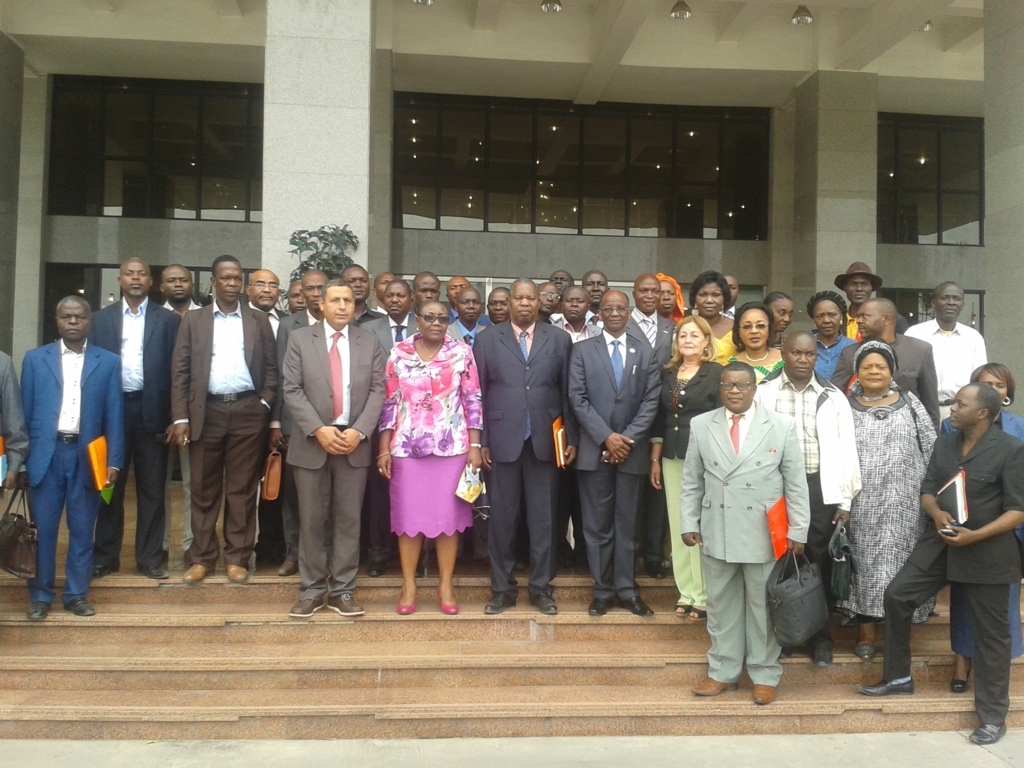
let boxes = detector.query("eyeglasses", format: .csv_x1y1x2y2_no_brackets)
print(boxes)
600,306,630,314
419,314,450,325
539,292,561,300
719,381,753,392
251,281,280,290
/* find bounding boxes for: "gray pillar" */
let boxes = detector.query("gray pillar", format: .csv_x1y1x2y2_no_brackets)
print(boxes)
983,0,1024,387
792,71,878,314
0,33,24,355
769,104,796,308
369,48,393,276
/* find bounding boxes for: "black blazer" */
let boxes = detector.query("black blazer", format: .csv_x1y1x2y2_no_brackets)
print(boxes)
88,300,181,433
913,427,1024,583
651,361,722,460
472,320,577,464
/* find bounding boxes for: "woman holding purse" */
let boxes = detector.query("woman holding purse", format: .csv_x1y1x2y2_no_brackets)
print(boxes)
378,300,483,616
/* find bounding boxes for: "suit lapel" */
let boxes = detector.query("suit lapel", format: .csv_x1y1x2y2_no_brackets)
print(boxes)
44,343,62,388
498,323,527,365
82,344,101,386
196,306,215,387
310,322,332,383
527,324,550,362
593,337,617,389
241,306,256,368
708,409,735,462
141,303,155,354
731,407,772,471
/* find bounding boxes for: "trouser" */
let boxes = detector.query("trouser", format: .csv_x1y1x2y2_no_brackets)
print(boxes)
577,465,642,600
635,480,668,566
488,438,558,599
164,445,193,553
94,393,169,572
187,396,268,569
663,457,706,606
361,436,394,564
702,553,782,687
293,455,367,599
883,550,1011,726
803,472,838,650
555,464,586,564
28,441,100,606
255,457,300,564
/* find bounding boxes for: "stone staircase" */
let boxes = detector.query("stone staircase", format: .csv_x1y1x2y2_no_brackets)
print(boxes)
0,570,1020,739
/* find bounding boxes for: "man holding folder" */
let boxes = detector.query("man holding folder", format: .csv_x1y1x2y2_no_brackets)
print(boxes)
20,296,124,620
680,361,810,705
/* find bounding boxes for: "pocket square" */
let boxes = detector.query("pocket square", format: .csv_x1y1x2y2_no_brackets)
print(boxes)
769,448,777,453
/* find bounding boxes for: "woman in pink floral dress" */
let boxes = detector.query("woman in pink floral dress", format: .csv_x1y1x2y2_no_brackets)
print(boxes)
377,301,483,615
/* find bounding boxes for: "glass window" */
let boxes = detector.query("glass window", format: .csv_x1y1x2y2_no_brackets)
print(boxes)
154,94,198,161
581,181,625,236
487,178,532,233
940,193,981,246
489,112,533,177
395,175,437,229
104,160,149,217
50,159,103,216
536,114,579,180
941,131,981,191
394,106,438,176
52,89,102,157
897,191,938,244
582,118,626,182
629,120,672,184
628,184,670,237
201,165,247,221
878,121,896,193
153,160,197,219
897,128,938,191
535,179,578,234
721,122,768,189
249,176,262,223
439,177,485,231
718,189,765,241
105,91,150,157
440,111,485,176
676,121,719,183
203,97,249,165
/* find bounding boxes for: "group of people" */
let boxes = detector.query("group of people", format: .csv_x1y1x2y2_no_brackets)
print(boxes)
0,257,1019,745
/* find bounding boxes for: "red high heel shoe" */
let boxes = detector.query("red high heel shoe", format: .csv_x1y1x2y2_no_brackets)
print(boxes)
438,590,459,615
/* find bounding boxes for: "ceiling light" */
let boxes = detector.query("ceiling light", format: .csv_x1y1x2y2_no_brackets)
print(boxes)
669,1,692,20
919,20,933,32
540,0,562,12
791,5,813,25
412,0,433,5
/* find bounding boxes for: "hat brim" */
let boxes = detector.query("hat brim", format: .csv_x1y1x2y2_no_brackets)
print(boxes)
834,272,883,292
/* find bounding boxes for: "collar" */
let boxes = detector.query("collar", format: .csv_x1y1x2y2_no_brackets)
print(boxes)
213,302,243,319
725,404,755,421
323,319,349,340
930,320,960,336
456,319,477,337
779,369,821,394
603,330,628,346
123,297,149,317
249,301,279,318
60,339,86,356
631,308,656,323
388,313,411,329
511,322,536,339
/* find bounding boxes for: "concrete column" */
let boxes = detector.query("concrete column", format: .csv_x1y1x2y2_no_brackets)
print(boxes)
983,0,1024,384
0,33,24,355
262,0,373,282
368,48,393,276
792,71,878,315
769,103,795,311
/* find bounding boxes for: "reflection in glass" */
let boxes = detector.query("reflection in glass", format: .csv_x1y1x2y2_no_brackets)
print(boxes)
940,193,981,245
878,121,896,192
877,189,896,243
201,165,247,221
203,97,249,165
676,121,719,183
535,179,578,234
721,123,768,189
104,160,149,217
536,115,579,180
439,177,485,231
50,160,103,216
897,191,938,244
487,178,532,233
152,161,197,219
489,112,534,177
897,128,938,190
105,92,150,157
249,177,262,222
718,189,764,240
582,182,625,236
628,184,670,237
673,187,717,238
53,90,102,157
396,175,437,229
154,95,199,161
630,120,672,184
441,111,485,176
941,131,981,191
582,118,626,182
395,106,438,176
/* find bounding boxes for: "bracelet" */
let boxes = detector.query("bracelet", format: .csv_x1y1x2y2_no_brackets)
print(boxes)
470,443,482,448
377,452,391,459
651,458,660,463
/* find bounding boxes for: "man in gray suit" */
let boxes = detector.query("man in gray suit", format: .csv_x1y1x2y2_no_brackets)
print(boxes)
0,350,28,495
363,279,413,357
569,290,661,617
281,281,386,619
474,278,578,616
680,361,810,706
446,287,488,348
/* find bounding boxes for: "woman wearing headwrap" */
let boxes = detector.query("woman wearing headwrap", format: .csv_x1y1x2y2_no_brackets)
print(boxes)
656,273,686,323
839,340,937,660
808,291,856,379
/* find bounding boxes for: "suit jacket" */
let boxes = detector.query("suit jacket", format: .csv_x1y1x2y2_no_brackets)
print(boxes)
88,300,181,433
472,320,577,464
446,321,488,347
914,427,1024,583
20,342,125,488
281,322,386,470
170,303,278,441
679,406,810,564
0,351,28,475
364,315,401,357
272,309,319,431
627,313,675,367
651,361,723,460
568,331,661,474
830,334,940,427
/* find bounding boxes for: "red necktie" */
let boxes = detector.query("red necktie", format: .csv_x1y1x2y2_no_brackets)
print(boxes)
730,414,742,454
329,331,344,421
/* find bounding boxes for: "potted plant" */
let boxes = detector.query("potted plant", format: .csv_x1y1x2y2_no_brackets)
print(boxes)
288,225,359,282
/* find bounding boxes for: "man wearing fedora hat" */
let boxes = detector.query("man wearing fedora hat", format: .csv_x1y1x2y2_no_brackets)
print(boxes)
834,262,909,340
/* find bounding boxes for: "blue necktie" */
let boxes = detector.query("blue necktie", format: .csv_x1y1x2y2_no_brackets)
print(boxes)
394,324,404,342
611,340,624,391
520,330,531,440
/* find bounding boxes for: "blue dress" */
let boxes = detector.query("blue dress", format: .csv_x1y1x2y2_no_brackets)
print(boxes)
941,412,1024,659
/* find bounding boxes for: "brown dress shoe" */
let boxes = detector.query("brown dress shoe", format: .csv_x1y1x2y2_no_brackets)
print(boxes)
226,564,249,584
183,564,210,583
691,677,739,696
278,560,298,577
326,592,365,616
752,685,776,705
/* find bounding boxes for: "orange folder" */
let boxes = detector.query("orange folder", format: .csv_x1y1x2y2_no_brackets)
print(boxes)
86,436,108,492
552,416,568,469
767,497,788,559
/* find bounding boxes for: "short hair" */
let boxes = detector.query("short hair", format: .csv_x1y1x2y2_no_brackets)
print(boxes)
413,271,439,286
934,281,962,299
212,254,240,272
667,315,717,369
721,360,756,384
782,330,816,351
562,285,588,301
965,382,1002,423
582,269,607,282
688,271,731,310
510,277,537,293
384,279,411,295
457,286,481,302
731,302,775,351
56,295,91,315
417,299,446,317
971,363,1017,405
764,291,792,308
120,257,150,274
488,287,510,299
550,270,574,284
341,264,369,277
864,297,897,318
323,278,353,293
301,269,328,283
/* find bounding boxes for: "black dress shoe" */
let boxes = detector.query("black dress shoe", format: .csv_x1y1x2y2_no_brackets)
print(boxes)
26,602,50,621
645,561,667,579
92,564,117,579
857,679,914,697
969,723,1006,745
950,678,968,694
484,594,517,615
63,597,96,617
588,598,612,616
141,566,169,580
779,646,795,659
367,560,387,577
530,594,558,615
812,645,833,667
620,596,654,617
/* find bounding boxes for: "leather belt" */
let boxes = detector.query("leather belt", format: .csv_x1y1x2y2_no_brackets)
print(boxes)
207,390,257,403
57,432,79,444
124,390,144,400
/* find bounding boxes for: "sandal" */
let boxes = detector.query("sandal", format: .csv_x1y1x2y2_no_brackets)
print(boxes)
689,607,707,621
675,602,692,617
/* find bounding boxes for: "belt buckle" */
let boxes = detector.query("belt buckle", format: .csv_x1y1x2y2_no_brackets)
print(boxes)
224,392,239,403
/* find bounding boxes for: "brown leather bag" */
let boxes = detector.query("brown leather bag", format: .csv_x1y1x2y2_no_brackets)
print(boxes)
0,488,38,579
261,450,282,501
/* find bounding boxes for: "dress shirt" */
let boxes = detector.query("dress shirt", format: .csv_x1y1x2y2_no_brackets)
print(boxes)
120,298,147,392
208,303,255,395
163,299,202,316
324,320,352,426
585,310,604,330
602,330,630,360
774,371,822,473
630,308,659,347
724,404,755,451
305,310,319,326
723,307,735,321
389,313,411,341
250,302,282,339
560,319,597,344
511,322,536,357
58,340,86,434
813,332,856,380
904,320,987,402
455,319,479,347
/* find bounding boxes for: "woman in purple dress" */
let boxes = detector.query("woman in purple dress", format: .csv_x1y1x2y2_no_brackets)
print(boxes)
377,301,483,616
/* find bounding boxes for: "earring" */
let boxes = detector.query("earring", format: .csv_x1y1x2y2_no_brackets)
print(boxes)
1003,397,1011,407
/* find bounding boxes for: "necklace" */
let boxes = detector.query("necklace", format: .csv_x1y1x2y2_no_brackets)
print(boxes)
744,349,771,363
860,392,891,402
417,340,444,361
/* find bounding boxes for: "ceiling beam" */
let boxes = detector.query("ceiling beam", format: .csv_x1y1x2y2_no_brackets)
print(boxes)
837,0,957,70
212,0,244,16
474,0,501,32
717,0,772,43
943,17,983,53
574,0,651,105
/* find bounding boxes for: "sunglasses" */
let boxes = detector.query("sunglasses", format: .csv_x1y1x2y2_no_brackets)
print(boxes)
419,314,450,325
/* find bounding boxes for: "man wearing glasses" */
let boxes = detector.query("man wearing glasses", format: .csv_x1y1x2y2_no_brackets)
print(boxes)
679,361,810,706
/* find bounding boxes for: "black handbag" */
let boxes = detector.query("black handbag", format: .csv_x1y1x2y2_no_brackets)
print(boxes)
828,523,857,602
0,488,38,579
766,551,828,647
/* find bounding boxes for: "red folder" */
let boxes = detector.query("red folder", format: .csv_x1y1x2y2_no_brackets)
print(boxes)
767,497,788,559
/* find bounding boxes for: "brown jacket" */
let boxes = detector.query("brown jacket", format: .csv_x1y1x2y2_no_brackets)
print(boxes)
170,303,278,440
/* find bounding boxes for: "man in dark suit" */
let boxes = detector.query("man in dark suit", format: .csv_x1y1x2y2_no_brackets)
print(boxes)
830,298,940,426
363,279,413,356
0,350,28,495
569,290,661,616
89,258,180,580
627,273,675,579
281,280,386,618
21,296,124,620
343,264,384,327
169,255,278,584
473,278,578,615
859,383,1024,746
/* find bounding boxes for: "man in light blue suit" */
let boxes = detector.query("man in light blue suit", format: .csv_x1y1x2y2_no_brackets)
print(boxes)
21,296,124,620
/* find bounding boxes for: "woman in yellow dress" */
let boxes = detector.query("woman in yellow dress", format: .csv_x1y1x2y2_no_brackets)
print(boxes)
687,271,735,363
